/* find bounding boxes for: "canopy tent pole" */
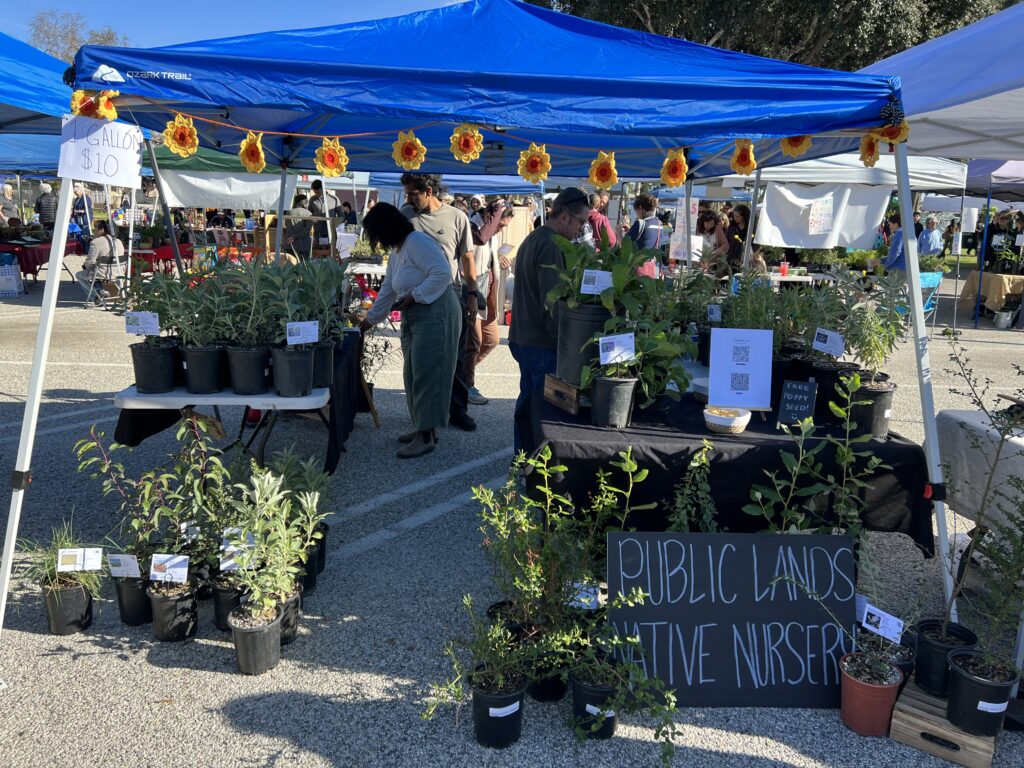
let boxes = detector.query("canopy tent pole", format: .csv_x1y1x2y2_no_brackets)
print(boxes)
0,180,74,671
350,174,357,226
144,139,186,276
273,165,287,265
973,184,993,328
538,181,546,225
104,184,112,225
742,168,762,268
126,188,137,279
895,143,957,617
15,173,23,222
951,182,968,331
684,179,694,270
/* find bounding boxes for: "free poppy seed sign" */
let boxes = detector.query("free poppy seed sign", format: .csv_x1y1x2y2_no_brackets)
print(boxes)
59,115,143,189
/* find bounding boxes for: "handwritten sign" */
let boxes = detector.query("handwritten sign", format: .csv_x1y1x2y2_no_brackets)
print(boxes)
149,553,189,584
808,194,834,236
125,311,160,336
812,327,845,358
608,532,856,707
107,553,141,579
598,333,636,365
59,115,143,189
286,321,319,346
709,328,773,409
580,269,613,296
778,381,817,425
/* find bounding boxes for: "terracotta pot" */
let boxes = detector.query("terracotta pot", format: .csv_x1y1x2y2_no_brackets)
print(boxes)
839,652,902,737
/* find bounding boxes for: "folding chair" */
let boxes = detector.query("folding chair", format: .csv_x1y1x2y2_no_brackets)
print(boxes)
81,248,127,308
895,271,943,335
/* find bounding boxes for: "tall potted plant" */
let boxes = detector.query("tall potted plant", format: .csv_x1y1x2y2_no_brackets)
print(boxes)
298,258,346,388
120,270,185,394
268,266,316,397
222,257,276,395
178,272,232,394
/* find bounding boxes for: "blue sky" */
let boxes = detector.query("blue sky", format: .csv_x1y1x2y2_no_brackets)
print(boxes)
6,0,465,48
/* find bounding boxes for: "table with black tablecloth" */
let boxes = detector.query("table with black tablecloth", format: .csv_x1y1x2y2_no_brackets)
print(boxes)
528,395,935,555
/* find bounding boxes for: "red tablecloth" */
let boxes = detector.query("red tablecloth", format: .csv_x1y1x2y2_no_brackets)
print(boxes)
131,243,193,273
12,240,83,277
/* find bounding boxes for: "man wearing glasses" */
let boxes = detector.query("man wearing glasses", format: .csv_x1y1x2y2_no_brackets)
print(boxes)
509,187,591,452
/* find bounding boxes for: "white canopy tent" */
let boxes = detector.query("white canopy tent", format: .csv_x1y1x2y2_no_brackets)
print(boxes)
160,170,299,210
714,153,966,190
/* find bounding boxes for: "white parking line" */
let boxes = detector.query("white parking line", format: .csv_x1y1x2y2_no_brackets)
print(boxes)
0,403,114,430
0,416,117,444
331,475,505,563
0,360,132,368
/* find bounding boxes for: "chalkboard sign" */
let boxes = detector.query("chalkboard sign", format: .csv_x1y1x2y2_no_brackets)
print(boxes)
778,380,817,425
607,532,856,708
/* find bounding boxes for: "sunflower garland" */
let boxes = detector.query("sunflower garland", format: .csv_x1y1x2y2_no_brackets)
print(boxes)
70,89,119,121
449,123,484,164
315,138,349,177
162,115,199,158
859,134,880,168
588,151,618,190
517,143,551,184
730,139,757,175
239,132,266,173
872,122,910,150
392,130,427,170
660,149,688,188
779,135,812,158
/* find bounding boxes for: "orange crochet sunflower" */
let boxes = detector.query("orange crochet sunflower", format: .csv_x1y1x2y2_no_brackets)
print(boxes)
239,132,266,173
392,130,426,170
780,135,812,158
730,140,757,175
660,149,688,187
872,122,910,147
163,115,199,158
449,124,483,164
517,143,551,184
859,134,880,168
588,151,618,190
316,138,348,177
71,89,119,121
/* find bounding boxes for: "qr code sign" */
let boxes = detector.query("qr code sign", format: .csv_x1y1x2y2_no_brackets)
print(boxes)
583,273,597,286
732,345,750,364
600,339,614,355
288,326,300,338
730,373,750,393
815,331,828,345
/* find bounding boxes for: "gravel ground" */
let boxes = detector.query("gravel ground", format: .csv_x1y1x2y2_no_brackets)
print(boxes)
0,262,1022,768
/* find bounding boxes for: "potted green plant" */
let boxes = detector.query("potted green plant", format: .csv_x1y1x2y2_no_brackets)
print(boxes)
19,520,102,636
120,270,183,394
267,447,331,581
268,265,316,397
297,258,347,388
221,257,276,395
177,272,232,394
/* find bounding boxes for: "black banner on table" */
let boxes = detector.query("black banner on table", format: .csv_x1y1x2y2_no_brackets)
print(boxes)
777,380,817,425
607,532,856,708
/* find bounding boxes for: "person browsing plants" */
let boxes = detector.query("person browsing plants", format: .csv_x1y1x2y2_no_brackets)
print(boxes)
360,203,460,459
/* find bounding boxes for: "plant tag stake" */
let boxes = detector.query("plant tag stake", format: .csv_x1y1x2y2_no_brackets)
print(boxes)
107,553,141,579
812,327,844,358
150,553,189,584
707,304,722,322
489,701,519,718
598,333,635,365
286,321,319,345
125,311,160,336
861,602,904,644
56,548,84,572
580,269,613,296
585,703,616,718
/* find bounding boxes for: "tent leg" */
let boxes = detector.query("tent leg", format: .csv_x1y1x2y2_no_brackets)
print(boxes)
126,189,137,279
742,168,761,269
538,182,546,225
15,174,23,222
684,179,694,271
274,166,287,265
0,180,74,665
973,186,993,329
895,144,956,619
951,182,967,332
144,139,186,277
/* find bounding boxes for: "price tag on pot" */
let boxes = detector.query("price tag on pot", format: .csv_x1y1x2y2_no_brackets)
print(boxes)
598,333,635,365
286,320,319,346
150,553,189,584
56,548,84,572
707,304,722,323
861,602,904,644
107,553,141,579
580,269,613,296
488,701,520,718
812,327,845,358
978,700,1009,713
125,311,160,336
585,703,616,719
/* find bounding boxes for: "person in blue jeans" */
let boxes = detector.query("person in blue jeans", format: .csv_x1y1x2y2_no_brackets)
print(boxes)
508,187,591,453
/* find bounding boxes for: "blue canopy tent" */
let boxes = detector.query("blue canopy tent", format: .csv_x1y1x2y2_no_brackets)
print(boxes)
369,172,540,196
0,33,68,135
0,134,60,173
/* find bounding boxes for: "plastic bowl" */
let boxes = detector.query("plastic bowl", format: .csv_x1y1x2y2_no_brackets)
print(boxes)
703,407,752,434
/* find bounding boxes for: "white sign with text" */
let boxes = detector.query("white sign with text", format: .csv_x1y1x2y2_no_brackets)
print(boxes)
125,311,160,336
580,269,613,295
708,328,773,409
59,115,143,189
107,553,141,579
149,553,190,584
286,321,319,346
598,333,636,365
812,327,845,358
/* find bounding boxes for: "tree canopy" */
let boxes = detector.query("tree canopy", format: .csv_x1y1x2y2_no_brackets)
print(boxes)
29,10,130,64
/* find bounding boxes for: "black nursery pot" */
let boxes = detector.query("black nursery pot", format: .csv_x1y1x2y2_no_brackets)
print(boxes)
43,584,93,636
227,346,271,396
556,302,611,386
147,585,198,642
788,353,818,383
471,682,527,749
299,555,318,597
571,673,619,740
528,653,568,702
130,341,178,394
591,377,637,429
914,619,978,697
312,342,335,388
213,581,245,633
182,346,226,394
849,380,897,439
271,347,314,398
280,585,303,646
114,578,152,626
697,326,712,368
946,649,1020,736
229,606,282,676
811,361,860,424
315,522,329,575
771,355,793,409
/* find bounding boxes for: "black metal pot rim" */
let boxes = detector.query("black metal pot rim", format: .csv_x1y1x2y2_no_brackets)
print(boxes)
946,648,1021,686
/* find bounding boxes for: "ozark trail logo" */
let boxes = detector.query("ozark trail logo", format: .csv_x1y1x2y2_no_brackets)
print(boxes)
91,64,125,84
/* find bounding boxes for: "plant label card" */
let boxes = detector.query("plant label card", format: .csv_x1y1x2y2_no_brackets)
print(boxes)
107,553,141,579
861,602,904,644
150,553,189,584
580,269,613,295
82,548,103,571
855,593,868,623
56,548,84,572
220,528,255,572
125,311,160,336
812,327,845,358
707,304,723,323
598,333,636,365
489,701,520,718
286,321,319,346
777,381,817,425
709,328,773,409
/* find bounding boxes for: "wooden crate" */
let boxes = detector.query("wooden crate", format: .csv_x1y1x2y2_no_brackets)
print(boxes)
890,683,995,768
543,374,581,416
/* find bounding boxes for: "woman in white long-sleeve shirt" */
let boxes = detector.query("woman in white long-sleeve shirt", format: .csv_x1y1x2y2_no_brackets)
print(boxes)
360,203,460,459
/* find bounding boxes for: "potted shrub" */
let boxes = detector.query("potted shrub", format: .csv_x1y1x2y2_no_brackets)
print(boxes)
267,448,331,579
268,266,315,397
838,650,904,736
222,258,276,395
177,272,232,394
298,258,347,389
120,270,183,394
19,520,102,636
